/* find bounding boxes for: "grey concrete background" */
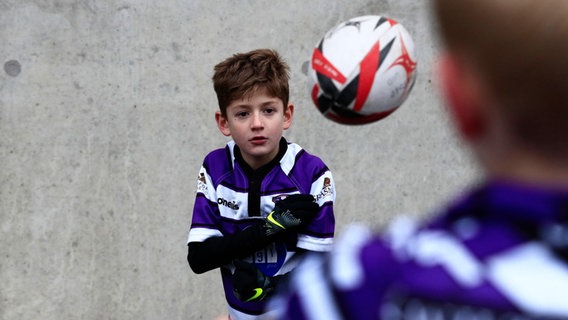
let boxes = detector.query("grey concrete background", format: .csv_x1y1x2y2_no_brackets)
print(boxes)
1,1,478,319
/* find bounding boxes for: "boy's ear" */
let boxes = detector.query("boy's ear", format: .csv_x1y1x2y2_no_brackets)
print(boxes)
215,111,231,137
283,103,294,130
438,53,485,141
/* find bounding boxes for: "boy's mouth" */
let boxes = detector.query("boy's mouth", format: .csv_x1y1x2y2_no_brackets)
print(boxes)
250,136,268,144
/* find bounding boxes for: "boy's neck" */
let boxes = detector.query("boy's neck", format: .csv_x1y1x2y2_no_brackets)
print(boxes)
484,149,568,188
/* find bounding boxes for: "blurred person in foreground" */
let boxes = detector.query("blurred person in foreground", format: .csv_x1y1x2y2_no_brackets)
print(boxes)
270,0,568,318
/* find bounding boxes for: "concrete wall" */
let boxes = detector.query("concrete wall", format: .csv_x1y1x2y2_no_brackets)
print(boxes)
0,1,478,319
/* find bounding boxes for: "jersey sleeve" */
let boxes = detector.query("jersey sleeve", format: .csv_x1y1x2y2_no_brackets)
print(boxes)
187,165,222,243
297,168,336,252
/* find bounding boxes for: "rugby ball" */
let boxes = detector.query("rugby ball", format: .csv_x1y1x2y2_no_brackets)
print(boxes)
308,15,417,125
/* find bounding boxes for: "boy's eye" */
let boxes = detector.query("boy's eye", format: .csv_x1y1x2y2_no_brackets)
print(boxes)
264,108,276,114
235,111,249,118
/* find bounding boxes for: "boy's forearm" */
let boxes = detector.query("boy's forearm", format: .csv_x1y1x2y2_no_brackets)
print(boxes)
187,223,274,274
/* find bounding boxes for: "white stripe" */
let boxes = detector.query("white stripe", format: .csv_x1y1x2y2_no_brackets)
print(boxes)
330,224,372,290
387,215,419,258
280,143,302,176
227,305,268,320
410,230,484,287
389,217,485,287
488,242,568,316
294,254,343,320
297,234,333,252
389,217,484,288
187,227,222,243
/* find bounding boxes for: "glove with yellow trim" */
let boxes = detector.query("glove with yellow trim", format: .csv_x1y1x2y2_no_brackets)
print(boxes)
263,194,319,236
232,260,277,302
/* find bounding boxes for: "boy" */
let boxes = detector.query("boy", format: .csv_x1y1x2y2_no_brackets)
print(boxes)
270,0,568,319
186,49,335,320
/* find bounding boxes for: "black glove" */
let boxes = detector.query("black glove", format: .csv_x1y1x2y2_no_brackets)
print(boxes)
264,194,319,236
232,260,275,302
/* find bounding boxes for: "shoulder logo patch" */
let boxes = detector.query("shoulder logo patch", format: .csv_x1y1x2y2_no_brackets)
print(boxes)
315,177,333,202
197,172,208,194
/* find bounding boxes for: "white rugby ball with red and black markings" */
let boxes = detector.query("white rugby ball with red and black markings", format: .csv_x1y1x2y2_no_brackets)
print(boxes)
308,15,418,125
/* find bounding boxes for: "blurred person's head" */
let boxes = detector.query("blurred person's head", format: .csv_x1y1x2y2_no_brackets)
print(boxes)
432,0,568,183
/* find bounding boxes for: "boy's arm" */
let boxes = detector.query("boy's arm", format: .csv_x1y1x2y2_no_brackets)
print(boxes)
187,222,271,274
188,194,319,274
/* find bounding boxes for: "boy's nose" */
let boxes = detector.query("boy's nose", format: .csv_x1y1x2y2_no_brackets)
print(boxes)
251,113,263,128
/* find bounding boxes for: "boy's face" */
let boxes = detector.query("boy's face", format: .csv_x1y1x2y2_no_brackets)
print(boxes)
216,88,293,170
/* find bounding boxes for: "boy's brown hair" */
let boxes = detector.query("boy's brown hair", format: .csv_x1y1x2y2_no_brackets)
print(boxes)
212,49,290,117
432,0,568,158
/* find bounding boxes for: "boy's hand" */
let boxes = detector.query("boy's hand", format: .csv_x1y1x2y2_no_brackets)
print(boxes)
232,260,274,302
264,194,319,236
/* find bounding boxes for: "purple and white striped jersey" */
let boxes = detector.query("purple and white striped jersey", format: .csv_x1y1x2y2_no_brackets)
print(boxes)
187,139,335,319
271,181,568,319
